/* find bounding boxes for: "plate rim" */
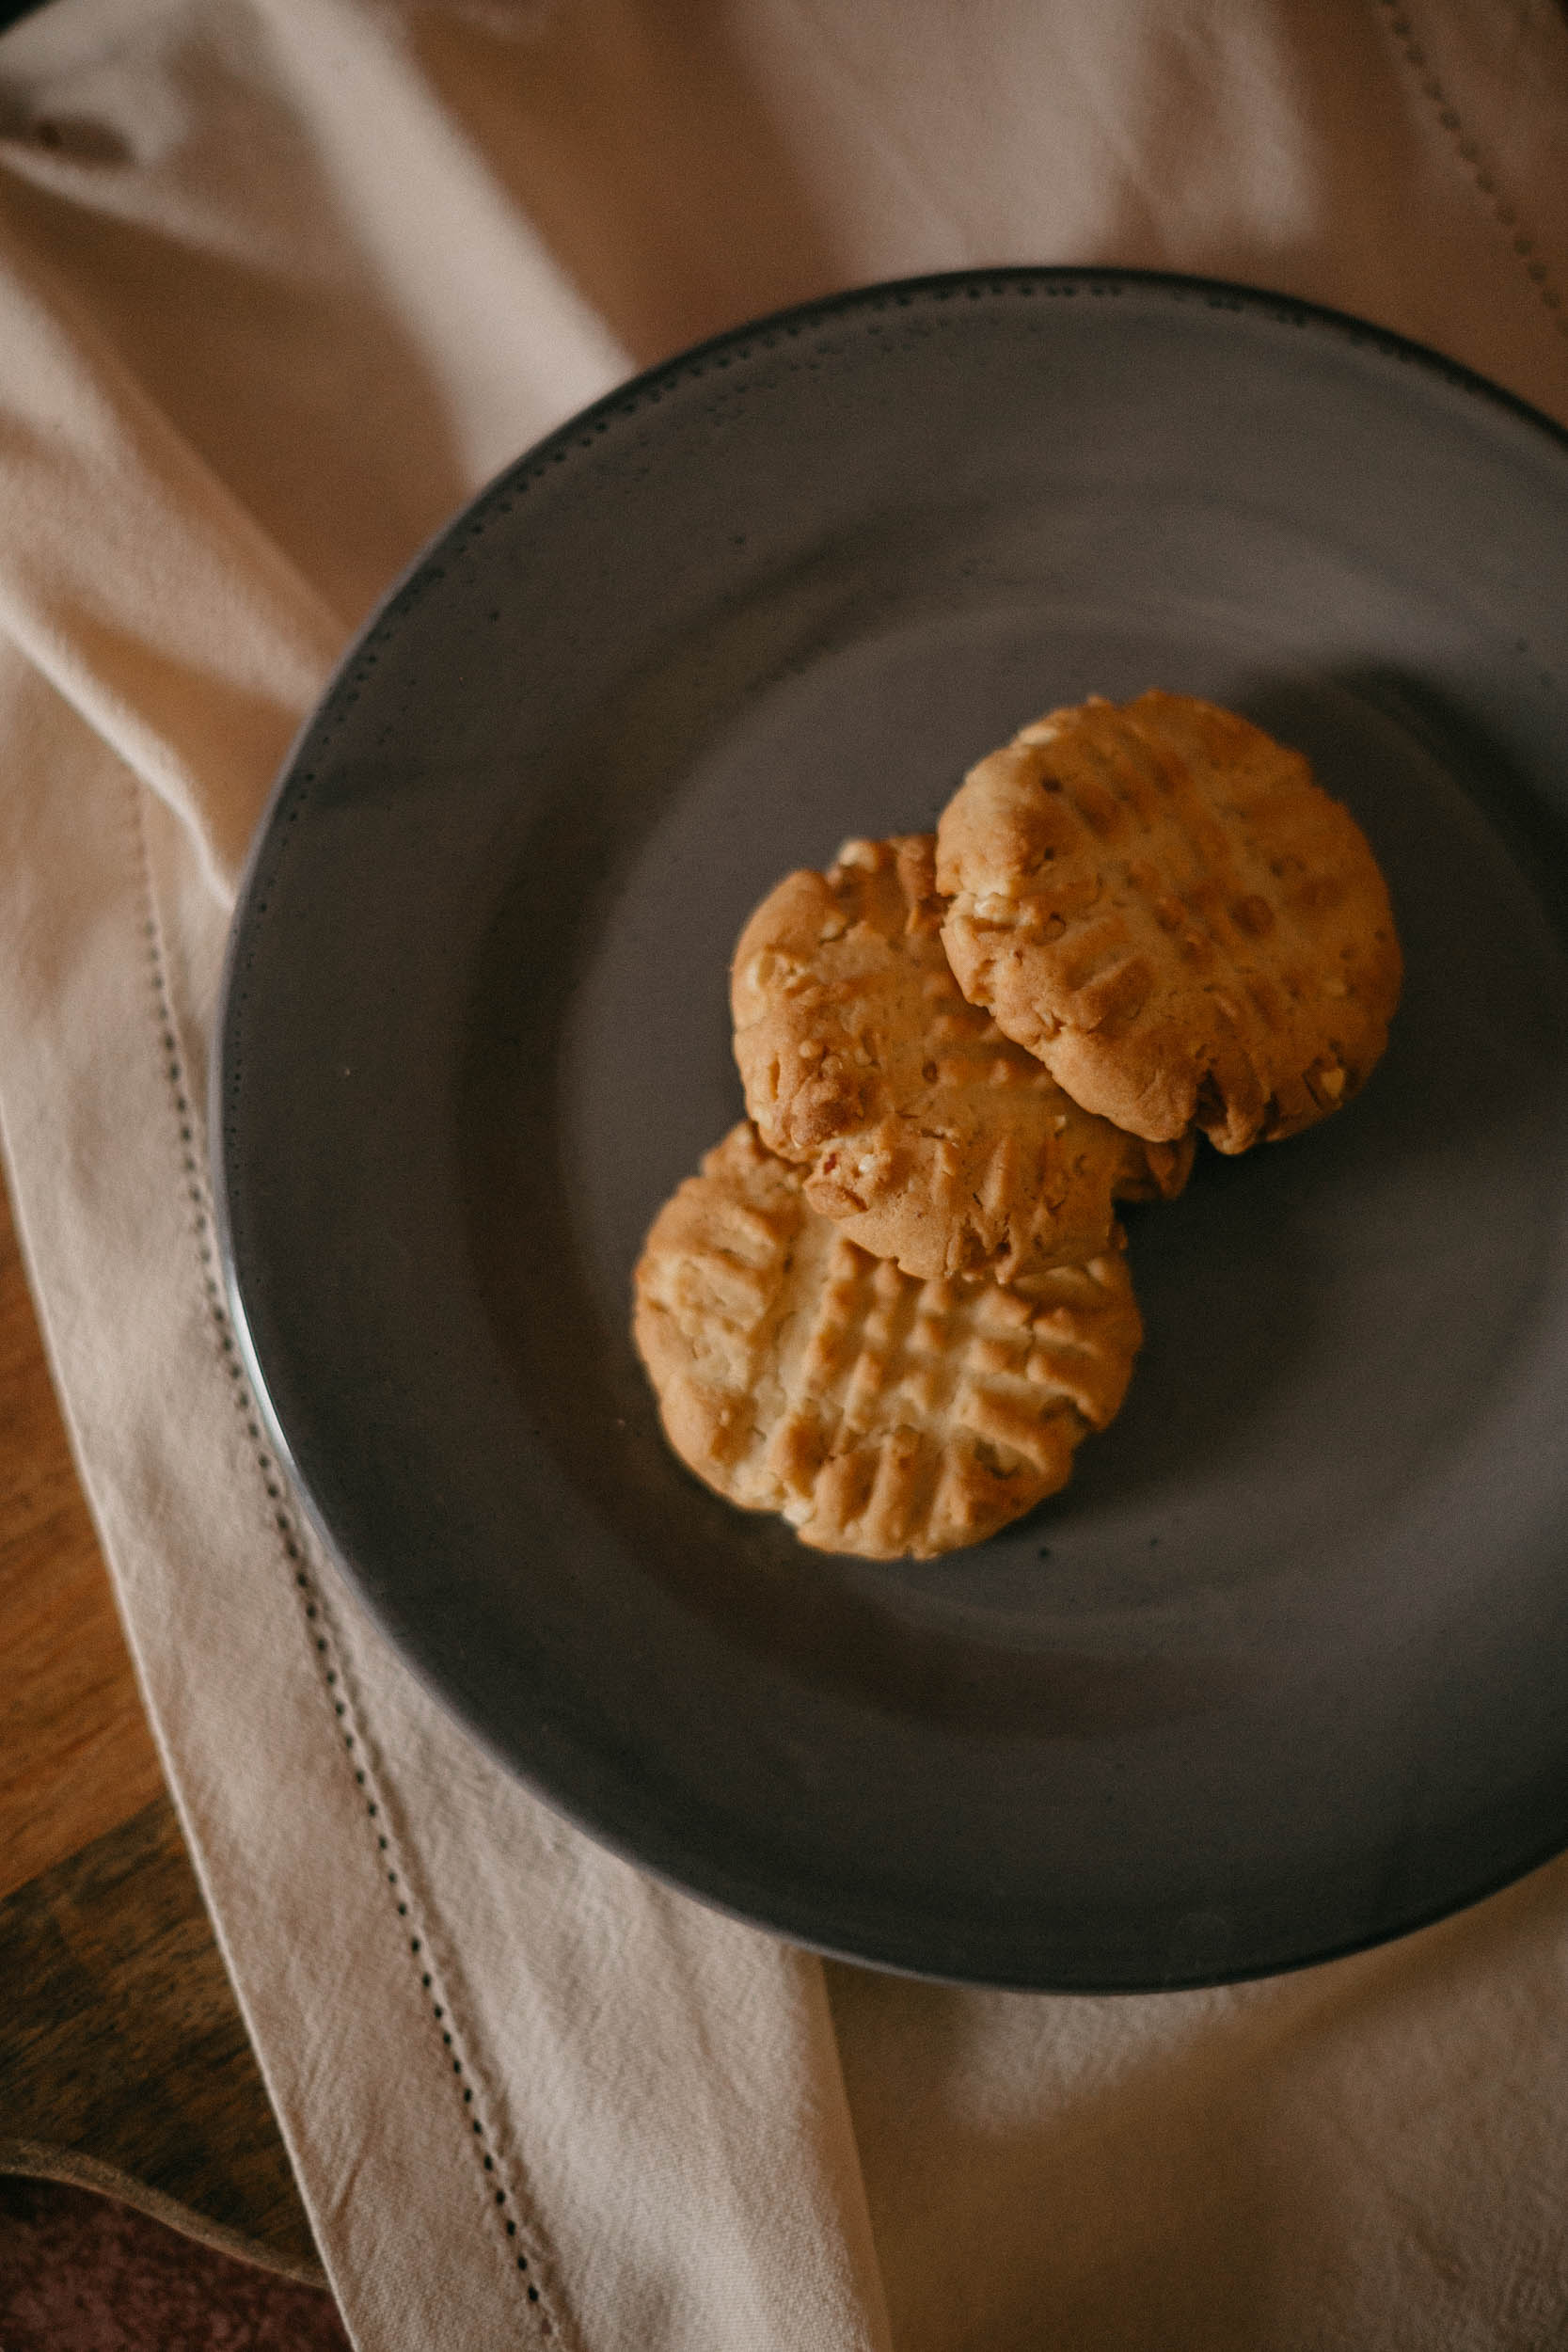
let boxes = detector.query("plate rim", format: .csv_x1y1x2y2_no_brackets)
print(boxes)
213,263,1568,1992
221,260,1568,925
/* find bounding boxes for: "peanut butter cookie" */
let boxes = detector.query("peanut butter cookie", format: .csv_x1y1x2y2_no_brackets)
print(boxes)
731,834,1190,1289
936,691,1402,1152
632,1122,1142,1559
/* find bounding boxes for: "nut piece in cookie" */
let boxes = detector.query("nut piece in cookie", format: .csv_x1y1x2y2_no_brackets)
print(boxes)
730,834,1189,1289
632,1122,1143,1559
936,691,1402,1152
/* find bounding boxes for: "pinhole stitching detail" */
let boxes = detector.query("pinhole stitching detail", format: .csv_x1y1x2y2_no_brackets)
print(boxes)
129,777,565,2341
1377,0,1567,342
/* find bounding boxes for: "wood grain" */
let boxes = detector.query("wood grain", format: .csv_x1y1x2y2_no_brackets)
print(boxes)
0,1179,164,1903
0,1164,318,2274
0,1797,322,2280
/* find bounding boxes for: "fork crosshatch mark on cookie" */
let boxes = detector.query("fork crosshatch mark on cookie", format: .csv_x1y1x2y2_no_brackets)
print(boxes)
632,1122,1142,1559
936,692,1402,1152
731,834,1190,1290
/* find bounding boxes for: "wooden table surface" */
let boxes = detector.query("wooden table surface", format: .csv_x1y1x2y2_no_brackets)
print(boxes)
0,1163,323,2284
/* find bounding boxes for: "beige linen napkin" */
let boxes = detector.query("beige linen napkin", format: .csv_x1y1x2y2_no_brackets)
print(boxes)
1,3,1566,2345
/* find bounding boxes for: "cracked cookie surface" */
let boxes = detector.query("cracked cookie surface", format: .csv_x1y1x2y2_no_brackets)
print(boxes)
631,1121,1142,1558
936,691,1402,1152
731,834,1189,1288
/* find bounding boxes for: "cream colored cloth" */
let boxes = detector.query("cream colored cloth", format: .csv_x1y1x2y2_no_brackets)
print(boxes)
2,3,1567,2345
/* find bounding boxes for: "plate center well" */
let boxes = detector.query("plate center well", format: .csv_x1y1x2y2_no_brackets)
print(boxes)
520,601,1568,1657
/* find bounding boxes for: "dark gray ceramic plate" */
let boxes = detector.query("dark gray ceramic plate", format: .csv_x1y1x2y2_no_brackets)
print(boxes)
215,270,1568,1991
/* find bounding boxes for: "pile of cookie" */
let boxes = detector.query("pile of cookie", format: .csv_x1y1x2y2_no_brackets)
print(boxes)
633,691,1402,1560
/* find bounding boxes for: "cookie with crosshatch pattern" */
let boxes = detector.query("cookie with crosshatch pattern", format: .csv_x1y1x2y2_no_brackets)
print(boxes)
631,1120,1142,1558
730,834,1190,1289
936,691,1402,1152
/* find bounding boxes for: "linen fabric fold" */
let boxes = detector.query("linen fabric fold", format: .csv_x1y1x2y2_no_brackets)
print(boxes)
0,2,1565,2345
